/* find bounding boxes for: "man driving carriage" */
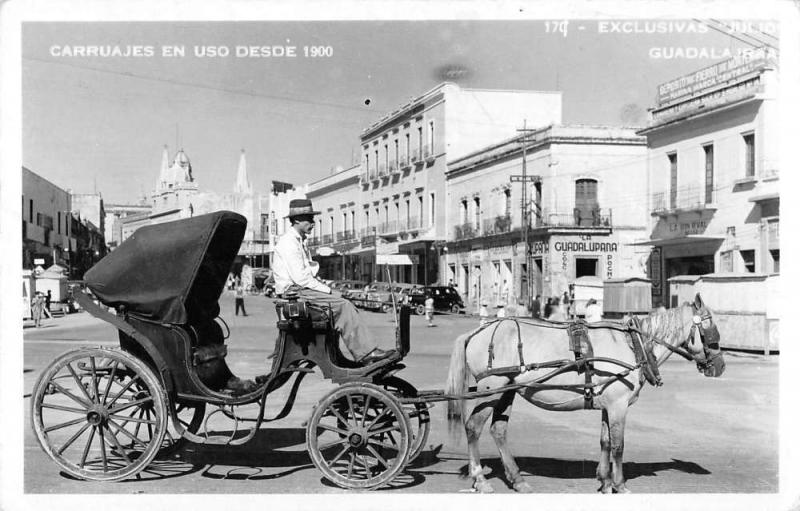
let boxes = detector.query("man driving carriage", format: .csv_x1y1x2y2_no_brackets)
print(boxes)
272,199,392,366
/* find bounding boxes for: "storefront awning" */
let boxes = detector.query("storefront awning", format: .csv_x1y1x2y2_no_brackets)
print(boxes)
628,234,725,247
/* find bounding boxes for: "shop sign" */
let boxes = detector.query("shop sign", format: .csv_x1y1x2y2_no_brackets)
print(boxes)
656,52,771,106
553,235,618,253
668,220,707,235
376,241,399,255
649,247,662,294
34,258,45,265
531,240,548,255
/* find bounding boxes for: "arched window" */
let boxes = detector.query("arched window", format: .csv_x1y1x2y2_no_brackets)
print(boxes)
574,179,599,227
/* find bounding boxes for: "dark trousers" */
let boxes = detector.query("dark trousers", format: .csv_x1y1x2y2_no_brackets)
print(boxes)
235,298,247,316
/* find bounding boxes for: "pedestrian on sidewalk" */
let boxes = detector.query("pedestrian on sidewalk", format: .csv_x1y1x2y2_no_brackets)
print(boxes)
32,292,45,327
425,295,435,327
234,278,247,316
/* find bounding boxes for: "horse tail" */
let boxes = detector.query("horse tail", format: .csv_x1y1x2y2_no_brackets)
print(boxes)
445,329,473,439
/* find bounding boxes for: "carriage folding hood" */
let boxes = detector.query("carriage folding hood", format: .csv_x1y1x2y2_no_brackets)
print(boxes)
84,211,247,325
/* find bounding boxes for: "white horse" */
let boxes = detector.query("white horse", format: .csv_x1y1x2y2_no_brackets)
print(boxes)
445,293,725,493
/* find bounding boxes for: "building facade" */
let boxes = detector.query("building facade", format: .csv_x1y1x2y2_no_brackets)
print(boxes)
636,49,779,308
22,166,75,271
445,125,649,312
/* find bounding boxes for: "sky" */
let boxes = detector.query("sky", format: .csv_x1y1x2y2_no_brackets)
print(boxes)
21,18,778,204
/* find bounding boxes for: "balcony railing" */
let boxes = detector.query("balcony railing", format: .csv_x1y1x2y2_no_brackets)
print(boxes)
400,216,421,232
389,160,398,173
321,234,333,245
652,185,717,215
539,208,613,228
377,163,387,177
482,215,513,235
453,222,479,239
377,221,399,235
360,227,376,247
337,230,356,242
307,237,321,248
412,148,422,165
423,144,435,161
399,156,409,169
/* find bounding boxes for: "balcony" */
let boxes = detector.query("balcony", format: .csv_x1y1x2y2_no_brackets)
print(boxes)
377,221,399,236
337,230,356,242
651,186,717,216
453,222,480,239
377,163,388,178
423,144,435,162
400,216,421,233
482,214,513,235
388,160,399,174
538,208,613,228
400,155,410,170
360,227,376,247
307,237,321,248
360,170,370,182
412,148,423,166
321,234,333,245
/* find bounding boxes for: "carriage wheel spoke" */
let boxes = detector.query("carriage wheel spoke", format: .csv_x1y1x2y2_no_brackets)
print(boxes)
107,418,148,448
79,426,97,468
105,375,141,408
368,423,400,436
317,423,350,436
361,395,372,427
318,437,349,451
328,444,351,466
98,424,109,471
345,395,357,424
66,363,95,404
56,422,91,455
366,406,390,431
108,396,153,415
327,406,351,428
48,380,91,409
366,445,390,469
101,361,119,405
366,438,397,451
146,408,154,440
40,402,87,414
103,423,133,464
89,357,101,404
358,454,372,479
44,415,87,433
133,408,144,439
108,412,159,426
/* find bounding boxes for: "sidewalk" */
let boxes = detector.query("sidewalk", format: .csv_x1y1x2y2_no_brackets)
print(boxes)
22,310,102,332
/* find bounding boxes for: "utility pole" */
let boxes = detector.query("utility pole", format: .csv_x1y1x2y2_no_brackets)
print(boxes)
511,120,542,314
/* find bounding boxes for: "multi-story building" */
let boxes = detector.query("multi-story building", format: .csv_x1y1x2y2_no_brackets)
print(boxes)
104,202,152,249
636,49,779,307
445,125,648,311
356,82,563,285
22,166,75,271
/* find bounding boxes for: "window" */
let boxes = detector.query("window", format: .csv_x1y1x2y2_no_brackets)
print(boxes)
720,250,734,273
351,211,356,234
704,144,714,204
374,149,379,172
365,154,370,174
418,126,423,154
394,202,400,224
329,216,334,238
474,197,481,228
405,199,410,226
743,133,755,177
668,153,678,209
429,192,435,226
29,199,33,222
342,212,347,235
504,189,511,216
57,211,61,234
574,179,598,226
576,257,599,278
461,199,468,224
384,205,389,224
740,249,755,273
428,120,435,151
365,210,370,229
394,139,399,165
418,196,424,224
405,133,410,161
770,249,779,273
384,144,389,170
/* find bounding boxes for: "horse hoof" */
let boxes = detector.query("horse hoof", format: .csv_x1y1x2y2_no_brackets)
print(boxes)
474,480,495,493
513,481,534,493
598,486,613,494
613,485,631,494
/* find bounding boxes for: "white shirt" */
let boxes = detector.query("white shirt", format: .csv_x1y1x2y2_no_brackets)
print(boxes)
272,227,331,295
585,303,603,323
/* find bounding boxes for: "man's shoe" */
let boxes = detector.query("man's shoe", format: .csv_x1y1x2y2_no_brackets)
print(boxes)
359,348,395,366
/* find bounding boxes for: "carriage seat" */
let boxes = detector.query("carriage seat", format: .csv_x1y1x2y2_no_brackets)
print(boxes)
189,318,257,395
275,298,332,332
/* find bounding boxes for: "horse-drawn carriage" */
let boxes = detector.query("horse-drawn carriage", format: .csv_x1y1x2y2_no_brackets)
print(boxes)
31,211,429,489
31,210,726,493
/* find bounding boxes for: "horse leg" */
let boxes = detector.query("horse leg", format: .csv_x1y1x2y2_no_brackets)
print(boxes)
597,408,613,493
489,391,532,493
607,401,631,493
464,396,496,493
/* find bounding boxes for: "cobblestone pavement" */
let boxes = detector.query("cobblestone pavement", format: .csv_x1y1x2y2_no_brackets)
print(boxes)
23,292,779,495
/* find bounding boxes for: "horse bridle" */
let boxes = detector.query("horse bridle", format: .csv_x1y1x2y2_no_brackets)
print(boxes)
648,312,722,373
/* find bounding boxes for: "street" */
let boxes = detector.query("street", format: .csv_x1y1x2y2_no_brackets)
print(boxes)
23,293,778,494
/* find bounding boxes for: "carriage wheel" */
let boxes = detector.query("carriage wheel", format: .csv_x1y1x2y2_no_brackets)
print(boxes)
381,377,430,462
31,347,168,481
415,304,426,316
306,383,411,490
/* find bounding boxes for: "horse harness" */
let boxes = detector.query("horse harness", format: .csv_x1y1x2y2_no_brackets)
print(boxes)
470,317,662,409
638,312,722,374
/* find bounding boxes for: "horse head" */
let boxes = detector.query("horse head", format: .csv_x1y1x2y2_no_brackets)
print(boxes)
683,293,725,377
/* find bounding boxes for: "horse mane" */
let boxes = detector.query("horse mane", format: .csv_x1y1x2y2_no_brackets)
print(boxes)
638,304,686,348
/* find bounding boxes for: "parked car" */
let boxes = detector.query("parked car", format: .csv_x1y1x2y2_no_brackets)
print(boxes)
408,286,465,315
331,280,368,299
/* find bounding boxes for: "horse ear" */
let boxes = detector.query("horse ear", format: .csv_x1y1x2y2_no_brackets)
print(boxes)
693,293,704,310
